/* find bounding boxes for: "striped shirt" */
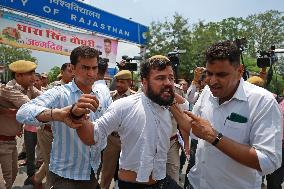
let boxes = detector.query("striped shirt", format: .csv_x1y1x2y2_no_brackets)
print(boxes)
16,80,109,180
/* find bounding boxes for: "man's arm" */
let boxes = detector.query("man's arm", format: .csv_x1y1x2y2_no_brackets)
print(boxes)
174,93,191,154
16,87,61,126
170,104,192,134
185,108,282,173
76,120,95,145
76,101,122,146
1,85,30,108
259,67,267,80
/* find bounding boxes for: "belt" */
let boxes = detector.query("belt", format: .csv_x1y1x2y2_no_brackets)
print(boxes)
170,134,178,141
111,132,120,137
43,125,52,133
0,135,16,141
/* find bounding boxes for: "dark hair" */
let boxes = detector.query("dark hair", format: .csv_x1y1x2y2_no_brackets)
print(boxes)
140,55,172,79
104,38,111,44
61,63,71,71
205,40,240,67
98,58,108,76
35,73,41,78
70,46,99,66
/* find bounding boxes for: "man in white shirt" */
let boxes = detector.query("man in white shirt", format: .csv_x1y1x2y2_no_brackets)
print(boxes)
171,40,283,189
43,55,185,189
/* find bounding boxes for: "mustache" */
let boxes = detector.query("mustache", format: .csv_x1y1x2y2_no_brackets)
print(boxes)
160,87,175,96
209,84,221,88
160,86,174,93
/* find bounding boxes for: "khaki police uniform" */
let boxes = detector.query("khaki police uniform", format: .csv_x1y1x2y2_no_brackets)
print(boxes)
100,70,136,189
0,60,40,189
47,79,66,89
166,117,180,183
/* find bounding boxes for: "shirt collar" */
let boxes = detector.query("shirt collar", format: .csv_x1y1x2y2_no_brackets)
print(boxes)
69,79,96,94
124,88,132,96
8,79,26,93
94,80,106,85
60,79,66,85
209,78,247,105
114,88,131,98
230,78,247,102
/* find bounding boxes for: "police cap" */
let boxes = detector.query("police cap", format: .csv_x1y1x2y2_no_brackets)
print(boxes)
114,70,131,80
9,60,37,73
247,76,265,87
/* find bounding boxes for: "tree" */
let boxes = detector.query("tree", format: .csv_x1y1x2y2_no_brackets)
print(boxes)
146,10,284,93
48,66,60,84
0,44,37,82
245,10,284,57
146,13,192,80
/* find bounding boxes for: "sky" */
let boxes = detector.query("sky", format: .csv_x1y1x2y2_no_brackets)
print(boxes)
32,0,284,73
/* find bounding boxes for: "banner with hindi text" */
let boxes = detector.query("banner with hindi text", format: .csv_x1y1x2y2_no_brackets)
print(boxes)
0,11,118,68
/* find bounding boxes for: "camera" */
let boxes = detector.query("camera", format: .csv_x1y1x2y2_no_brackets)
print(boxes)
118,55,142,71
167,48,186,83
167,49,186,68
257,46,278,68
98,57,109,70
235,38,247,52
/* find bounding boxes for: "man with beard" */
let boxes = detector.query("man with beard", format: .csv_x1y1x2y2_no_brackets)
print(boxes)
33,55,184,189
171,40,282,189
100,69,135,189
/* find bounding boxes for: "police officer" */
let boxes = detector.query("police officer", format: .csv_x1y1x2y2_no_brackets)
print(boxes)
0,60,41,189
48,63,74,89
100,70,136,189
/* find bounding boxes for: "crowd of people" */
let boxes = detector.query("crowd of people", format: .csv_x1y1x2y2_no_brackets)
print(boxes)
0,40,283,189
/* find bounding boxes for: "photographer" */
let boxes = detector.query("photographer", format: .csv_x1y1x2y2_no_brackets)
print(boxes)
186,67,207,106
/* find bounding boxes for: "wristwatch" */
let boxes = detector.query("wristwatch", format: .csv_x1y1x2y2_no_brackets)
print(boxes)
211,132,223,146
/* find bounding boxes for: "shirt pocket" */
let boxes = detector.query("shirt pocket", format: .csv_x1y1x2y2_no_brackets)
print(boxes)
223,119,248,143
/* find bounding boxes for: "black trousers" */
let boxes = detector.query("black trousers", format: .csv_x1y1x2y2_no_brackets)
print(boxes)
118,175,182,189
48,171,100,189
24,130,37,177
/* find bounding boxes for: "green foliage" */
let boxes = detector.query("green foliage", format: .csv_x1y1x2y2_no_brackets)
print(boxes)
146,10,284,92
0,44,37,82
245,10,284,56
48,66,60,84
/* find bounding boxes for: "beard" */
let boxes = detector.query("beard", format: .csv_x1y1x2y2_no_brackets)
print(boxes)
146,83,175,106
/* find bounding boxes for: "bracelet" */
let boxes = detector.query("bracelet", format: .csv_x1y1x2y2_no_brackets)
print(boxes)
50,109,53,121
211,132,223,146
69,104,85,120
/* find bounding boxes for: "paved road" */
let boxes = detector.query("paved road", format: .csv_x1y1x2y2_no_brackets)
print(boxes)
12,137,283,189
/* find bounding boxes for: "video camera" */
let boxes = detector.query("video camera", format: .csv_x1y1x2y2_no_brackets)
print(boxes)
167,48,186,83
118,55,142,71
98,57,109,70
234,38,250,80
257,46,278,68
